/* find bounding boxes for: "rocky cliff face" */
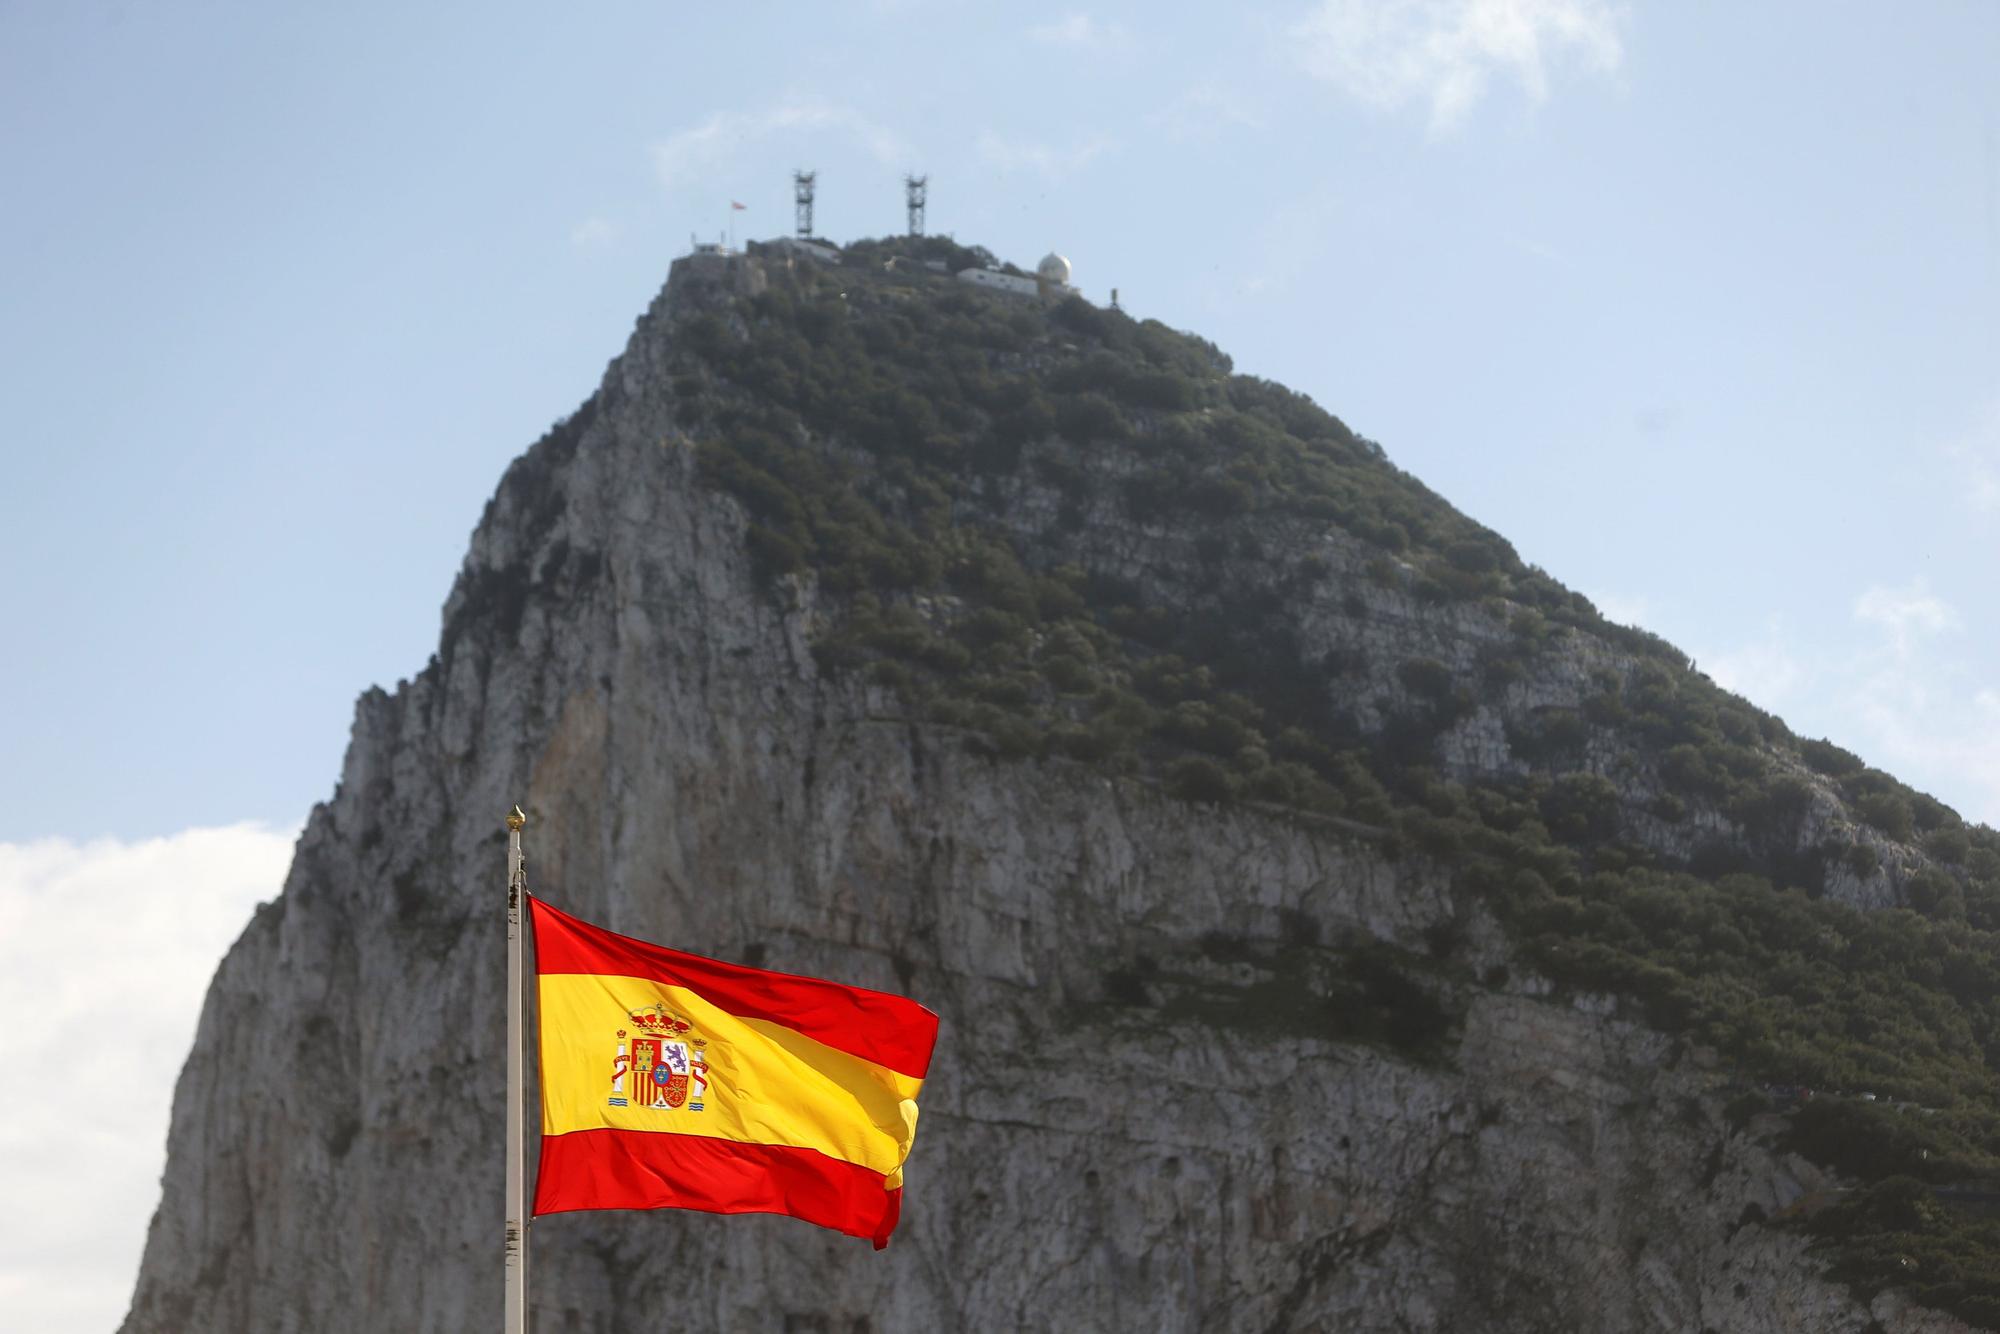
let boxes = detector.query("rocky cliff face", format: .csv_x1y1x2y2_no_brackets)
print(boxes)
120,251,1973,1332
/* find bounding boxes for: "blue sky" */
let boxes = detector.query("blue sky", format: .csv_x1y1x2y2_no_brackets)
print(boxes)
1,3,1996,1326
2,2,1996,844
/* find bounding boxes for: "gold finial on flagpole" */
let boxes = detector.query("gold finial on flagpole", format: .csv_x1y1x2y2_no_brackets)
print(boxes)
506,804,527,832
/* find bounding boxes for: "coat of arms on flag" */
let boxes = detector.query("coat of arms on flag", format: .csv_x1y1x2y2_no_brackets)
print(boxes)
609,1006,710,1112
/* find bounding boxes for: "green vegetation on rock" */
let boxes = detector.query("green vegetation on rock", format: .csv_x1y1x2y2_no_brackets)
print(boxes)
666,237,2000,1325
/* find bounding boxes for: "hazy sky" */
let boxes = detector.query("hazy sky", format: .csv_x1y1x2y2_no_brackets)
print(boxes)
2,2,1996,1328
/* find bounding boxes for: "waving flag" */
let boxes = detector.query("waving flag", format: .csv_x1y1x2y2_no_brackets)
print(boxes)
730,200,747,210
529,897,937,1248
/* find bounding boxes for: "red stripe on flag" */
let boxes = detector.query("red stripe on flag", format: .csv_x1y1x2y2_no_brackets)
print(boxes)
530,898,937,1079
534,1128,905,1248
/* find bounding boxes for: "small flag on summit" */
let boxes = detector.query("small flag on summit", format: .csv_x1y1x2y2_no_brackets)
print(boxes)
730,200,747,210
530,897,938,1248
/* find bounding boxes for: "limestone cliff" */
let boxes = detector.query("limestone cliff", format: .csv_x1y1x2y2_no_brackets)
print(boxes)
121,246,1986,1332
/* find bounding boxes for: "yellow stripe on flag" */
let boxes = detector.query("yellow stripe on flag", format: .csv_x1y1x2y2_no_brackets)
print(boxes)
538,973,922,1182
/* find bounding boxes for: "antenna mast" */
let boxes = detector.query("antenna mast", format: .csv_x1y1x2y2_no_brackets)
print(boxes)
794,170,816,240
904,173,927,237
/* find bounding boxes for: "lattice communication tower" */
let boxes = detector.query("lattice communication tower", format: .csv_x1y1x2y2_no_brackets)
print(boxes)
904,174,927,237
794,170,816,240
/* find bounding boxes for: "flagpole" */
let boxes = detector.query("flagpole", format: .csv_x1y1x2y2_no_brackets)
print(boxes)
504,804,529,1334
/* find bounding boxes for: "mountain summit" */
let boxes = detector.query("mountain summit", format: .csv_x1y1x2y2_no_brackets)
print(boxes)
123,237,2000,1332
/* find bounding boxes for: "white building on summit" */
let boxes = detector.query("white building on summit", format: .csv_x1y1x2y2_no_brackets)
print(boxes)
957,250,1075,300
956,266,1039,297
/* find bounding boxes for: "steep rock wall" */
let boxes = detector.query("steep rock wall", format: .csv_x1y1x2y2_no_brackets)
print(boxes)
121,260,1964,1333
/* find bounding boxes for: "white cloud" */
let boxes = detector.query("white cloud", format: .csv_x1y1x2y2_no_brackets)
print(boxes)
1838,583,1999,825
652,98,910,191
1203,187,1341,301
1845,670,2000,829
1853,578,1961,658
1704,620,1807,709
0,823,296,1333
975,130,1116,178
1586,588,1649,630
1153,79,1266,143
1693,586,1996,825
1029,12,1132,50
1290,0,1624,132
569,216,620,249
1945,398,2000,513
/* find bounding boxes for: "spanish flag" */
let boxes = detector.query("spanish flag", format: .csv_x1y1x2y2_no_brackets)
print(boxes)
529,898,937,1248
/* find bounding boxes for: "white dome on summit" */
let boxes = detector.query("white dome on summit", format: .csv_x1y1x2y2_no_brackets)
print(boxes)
1037,253,1072,285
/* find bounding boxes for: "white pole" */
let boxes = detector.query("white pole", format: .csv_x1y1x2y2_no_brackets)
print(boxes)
504,804,529,1334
